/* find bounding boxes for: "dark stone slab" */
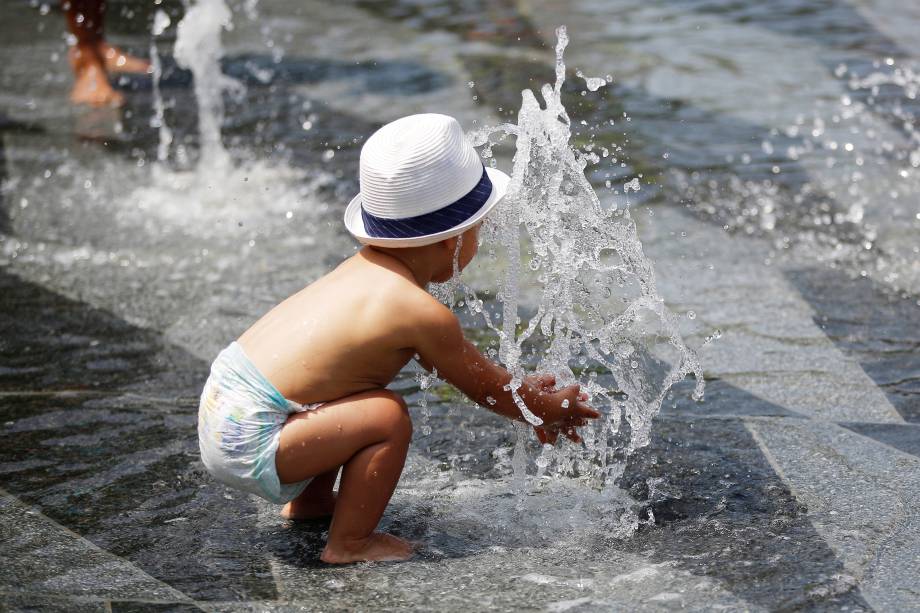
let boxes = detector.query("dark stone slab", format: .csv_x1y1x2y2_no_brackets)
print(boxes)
109,602,206,613
664,378,804,418
840,422,920,459
786,267,920,422
0,593,110,613
620,416,873,611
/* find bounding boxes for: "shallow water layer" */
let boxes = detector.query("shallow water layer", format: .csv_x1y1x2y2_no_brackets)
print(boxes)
1,0,920,610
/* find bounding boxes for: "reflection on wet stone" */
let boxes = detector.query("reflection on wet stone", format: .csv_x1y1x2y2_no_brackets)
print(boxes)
621,417,872,610
351,0,544,47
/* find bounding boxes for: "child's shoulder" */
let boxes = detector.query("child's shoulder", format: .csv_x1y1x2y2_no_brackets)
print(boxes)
340,248,461,336
367,269,459,336
380,275,453,324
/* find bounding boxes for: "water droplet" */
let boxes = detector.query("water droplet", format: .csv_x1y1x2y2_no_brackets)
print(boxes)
623,177,641,193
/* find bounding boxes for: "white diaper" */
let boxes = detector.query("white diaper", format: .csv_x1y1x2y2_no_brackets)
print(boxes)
198,342,321,504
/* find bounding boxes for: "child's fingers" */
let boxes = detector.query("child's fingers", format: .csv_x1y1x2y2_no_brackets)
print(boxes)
575,400,601,419
538,373,556,390
564,426,582,443
535,427,547,444
535,426,560,445
559,416,586,428
564,384,581,395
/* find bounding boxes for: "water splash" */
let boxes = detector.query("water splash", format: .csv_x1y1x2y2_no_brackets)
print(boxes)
450,27,704,490
575,69,609,92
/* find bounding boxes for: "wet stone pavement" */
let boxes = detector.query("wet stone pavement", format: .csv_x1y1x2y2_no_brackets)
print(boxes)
2,0,920,611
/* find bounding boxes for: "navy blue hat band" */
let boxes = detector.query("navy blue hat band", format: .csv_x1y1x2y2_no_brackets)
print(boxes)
361,167,492,239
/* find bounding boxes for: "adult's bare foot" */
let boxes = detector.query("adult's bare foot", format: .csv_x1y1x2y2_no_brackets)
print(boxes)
281,494,336,521
69,46,123,107
320,532,415,564
98,42,151,74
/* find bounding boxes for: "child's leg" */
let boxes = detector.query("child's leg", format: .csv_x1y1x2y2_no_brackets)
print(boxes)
275,389,413,563
281,467,339,520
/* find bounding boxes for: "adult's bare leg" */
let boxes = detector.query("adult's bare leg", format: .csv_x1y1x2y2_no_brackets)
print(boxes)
275,389,414,563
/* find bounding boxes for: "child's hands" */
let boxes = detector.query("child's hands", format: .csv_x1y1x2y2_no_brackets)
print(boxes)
524,374,600,445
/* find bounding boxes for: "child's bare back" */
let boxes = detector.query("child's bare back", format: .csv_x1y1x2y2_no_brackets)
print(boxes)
197,114,599,564
238,247,436,407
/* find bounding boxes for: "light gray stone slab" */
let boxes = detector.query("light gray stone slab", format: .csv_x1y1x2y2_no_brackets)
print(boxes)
747,418,920,611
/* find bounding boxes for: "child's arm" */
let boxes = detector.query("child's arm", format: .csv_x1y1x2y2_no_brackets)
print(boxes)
412,300,599,431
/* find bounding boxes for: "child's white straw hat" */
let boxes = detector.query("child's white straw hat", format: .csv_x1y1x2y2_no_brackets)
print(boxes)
344,113,510,247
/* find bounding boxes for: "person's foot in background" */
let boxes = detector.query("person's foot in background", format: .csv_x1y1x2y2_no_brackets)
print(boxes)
64,0,149,107
69,44,124,107
98,41,150,74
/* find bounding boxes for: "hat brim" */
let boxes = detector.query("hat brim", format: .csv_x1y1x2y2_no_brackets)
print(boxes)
344,166,511,248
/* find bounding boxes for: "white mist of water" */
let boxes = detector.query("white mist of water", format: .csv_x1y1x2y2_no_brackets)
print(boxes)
173,0,243,174
440,27,704,491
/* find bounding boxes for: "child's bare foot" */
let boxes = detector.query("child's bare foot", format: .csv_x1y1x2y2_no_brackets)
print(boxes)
68,45,123,107
320,532,415,564
281,493,336,521
97,42,151,74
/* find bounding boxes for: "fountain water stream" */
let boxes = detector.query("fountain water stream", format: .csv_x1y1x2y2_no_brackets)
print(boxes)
173,0,242,174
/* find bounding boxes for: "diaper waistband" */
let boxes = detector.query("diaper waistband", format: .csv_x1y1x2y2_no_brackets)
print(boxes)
211,342,307,412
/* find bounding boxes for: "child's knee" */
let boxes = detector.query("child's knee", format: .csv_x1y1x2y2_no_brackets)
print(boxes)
375,390,412,442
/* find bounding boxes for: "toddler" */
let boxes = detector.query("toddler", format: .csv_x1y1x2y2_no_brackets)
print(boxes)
198,114,599,563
